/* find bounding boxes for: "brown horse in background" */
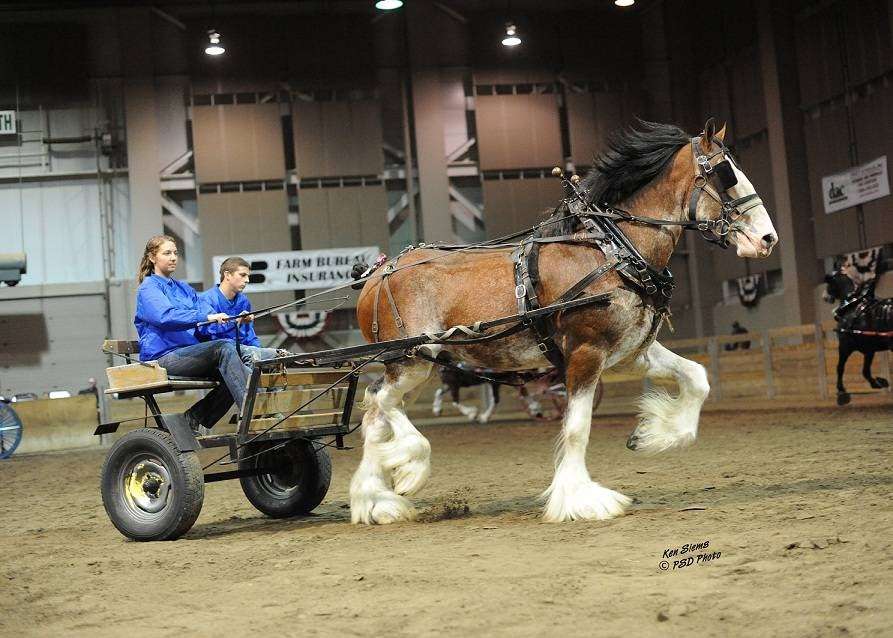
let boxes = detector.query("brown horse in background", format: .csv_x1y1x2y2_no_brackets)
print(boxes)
350,119,778,524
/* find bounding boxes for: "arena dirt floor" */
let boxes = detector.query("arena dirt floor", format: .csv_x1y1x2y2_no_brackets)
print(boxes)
1,406,891,637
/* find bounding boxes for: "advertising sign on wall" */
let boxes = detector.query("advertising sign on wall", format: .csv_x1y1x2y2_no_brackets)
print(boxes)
822,156,890,214
212,246,380,293
0,111,16,135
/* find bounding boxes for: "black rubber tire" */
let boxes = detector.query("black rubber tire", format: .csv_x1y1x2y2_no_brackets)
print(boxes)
100,428,204,541
239,439,332,518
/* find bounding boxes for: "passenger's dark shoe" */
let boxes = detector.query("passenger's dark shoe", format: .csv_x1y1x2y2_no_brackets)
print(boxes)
185,411,211,436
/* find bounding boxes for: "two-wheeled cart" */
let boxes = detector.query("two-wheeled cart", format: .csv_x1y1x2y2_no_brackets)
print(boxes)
96,285,612,541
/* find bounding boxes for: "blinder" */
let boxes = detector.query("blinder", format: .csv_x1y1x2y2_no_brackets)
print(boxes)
713,159,738,191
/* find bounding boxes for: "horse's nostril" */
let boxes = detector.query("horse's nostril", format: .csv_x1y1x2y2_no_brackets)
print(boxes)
761,233,776,247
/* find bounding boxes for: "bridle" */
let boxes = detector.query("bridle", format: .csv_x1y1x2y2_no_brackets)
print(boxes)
563,134,766,251
687,135,764,249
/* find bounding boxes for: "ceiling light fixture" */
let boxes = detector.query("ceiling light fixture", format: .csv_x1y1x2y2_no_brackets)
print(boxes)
614,0,635,7
502,23,521,47
204,29,225,56
375,0,404,10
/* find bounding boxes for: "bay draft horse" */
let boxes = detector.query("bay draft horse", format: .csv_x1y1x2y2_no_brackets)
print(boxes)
824,270,893,405
351,119,778,524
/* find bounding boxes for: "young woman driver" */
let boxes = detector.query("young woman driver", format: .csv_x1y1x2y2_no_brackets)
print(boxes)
134,235,248,433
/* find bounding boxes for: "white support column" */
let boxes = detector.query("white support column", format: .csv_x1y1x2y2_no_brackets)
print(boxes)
757,0,820,325
410,69,454,243
124,78,163,258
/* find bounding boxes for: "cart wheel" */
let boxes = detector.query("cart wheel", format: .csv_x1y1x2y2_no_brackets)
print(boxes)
100,428,204,541
0,403,23,460
239,439,331,518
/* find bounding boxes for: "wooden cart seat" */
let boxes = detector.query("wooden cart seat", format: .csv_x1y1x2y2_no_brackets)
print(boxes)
103,340,218,395
104,361,218,396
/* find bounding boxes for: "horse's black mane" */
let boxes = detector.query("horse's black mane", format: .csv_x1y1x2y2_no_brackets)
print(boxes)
540,120,690,237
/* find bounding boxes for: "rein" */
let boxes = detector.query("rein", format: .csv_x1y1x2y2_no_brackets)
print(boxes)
194,212,584,328
200,133,763,386
201,135,753,328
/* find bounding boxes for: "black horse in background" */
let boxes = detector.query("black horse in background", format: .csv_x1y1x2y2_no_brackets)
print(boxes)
824,271,893,405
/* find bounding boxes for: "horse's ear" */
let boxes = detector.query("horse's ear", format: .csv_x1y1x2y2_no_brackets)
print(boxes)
716,122,727,142
700,118,716,152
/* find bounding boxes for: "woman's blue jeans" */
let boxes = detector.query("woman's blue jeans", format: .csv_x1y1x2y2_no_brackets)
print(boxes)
156,340,250,429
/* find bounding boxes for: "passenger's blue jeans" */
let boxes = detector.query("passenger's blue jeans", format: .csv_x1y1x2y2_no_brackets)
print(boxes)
156,340,250,428
237,345,279,365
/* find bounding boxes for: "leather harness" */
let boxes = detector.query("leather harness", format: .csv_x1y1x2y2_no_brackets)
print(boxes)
370,135,765,378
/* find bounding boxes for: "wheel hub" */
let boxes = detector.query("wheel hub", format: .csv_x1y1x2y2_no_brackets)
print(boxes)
124,460,171,513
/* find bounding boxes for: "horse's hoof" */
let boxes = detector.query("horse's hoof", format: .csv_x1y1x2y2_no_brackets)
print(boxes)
875,377,889,388
836,392,851,406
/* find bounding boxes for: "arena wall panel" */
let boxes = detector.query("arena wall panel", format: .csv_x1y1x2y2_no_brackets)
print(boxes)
482,178,563,240
566,90,640,167
795,7,845,107
803,107,863,257
0,292,108,397
192,104,285,184
297,185,389,252
0,179,106,285
292,100,383,178
190,79,282,95
286,17,376,82
472,69,557,86
729,48,766,140
698,64,733,142
475,95,562,171
197,190,291,309
841,0,892,87
852,83,893,248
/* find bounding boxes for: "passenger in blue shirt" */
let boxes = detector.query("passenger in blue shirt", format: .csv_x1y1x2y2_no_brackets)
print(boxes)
197,257,280,363
133,235,249,433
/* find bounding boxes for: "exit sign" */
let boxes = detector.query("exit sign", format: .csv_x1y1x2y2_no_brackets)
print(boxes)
0,111,16,135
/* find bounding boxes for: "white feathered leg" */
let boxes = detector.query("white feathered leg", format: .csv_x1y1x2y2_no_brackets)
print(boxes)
432,386,445,416
626,340,710,454
350,363,432,525
452,400,478,421
543,380,632,522
477,384,496,423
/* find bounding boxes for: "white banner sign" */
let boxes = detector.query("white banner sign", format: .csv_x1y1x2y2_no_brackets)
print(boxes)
212,246,380,293
822,156,890,214
0,111,16,135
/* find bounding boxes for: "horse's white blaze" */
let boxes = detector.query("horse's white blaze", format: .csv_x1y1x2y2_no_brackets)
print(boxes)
350,363,432,524
543,383,632,521
626,341,709,453
728,162,777,259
